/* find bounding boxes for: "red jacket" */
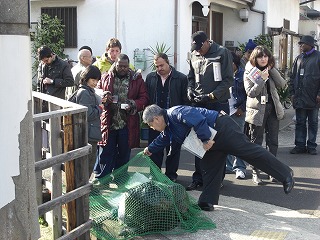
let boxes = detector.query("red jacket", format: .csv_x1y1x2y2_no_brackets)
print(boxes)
97,69,149,148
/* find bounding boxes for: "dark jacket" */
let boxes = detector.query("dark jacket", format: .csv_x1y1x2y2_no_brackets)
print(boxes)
146,67,189,107
75,85,102,142
97,68,149,148
148,105,219,154
37,56,74,99
188,41,234,102
289,49,320,109
232,67,246,112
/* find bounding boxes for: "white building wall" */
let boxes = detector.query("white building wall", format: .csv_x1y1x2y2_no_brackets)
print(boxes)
30,0,187,77
179,0,193,74
314,1,320,10
30,0,115,65
30,0,301,77
299,20,320,40
117,0,175,74
219,5,261,48
267,0,300,32
0,36,31,207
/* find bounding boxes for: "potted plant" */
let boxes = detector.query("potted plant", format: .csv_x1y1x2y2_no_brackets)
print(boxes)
148,42,172,70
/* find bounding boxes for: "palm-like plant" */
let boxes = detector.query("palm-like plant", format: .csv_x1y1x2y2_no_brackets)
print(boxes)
148,42,172,70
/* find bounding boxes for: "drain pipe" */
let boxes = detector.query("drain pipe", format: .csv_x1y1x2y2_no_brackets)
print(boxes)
248,0,266,34
173,0,178,68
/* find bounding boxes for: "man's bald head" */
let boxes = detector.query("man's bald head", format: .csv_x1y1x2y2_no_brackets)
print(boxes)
78,49,92,67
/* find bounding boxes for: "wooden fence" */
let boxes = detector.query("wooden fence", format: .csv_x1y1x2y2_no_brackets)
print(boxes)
33,91,93,240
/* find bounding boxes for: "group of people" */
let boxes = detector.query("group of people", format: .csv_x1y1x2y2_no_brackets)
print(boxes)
36,31,320,211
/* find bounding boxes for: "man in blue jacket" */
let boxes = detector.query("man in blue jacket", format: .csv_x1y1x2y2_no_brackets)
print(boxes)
143,104,294,211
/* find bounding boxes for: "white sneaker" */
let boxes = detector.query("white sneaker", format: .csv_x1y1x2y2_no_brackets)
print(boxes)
235,170,245,179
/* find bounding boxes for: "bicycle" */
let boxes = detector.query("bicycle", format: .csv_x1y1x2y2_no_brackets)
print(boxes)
278,85,292,109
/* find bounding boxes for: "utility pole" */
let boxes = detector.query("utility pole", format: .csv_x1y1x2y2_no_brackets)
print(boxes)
0,0,40,239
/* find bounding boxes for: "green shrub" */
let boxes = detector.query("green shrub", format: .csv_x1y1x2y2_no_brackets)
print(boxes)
31,13,66,89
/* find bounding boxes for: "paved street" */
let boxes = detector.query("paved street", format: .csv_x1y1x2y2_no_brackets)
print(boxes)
131,107,320,240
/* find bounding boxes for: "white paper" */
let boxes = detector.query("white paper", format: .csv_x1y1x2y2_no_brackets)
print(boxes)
94,88,103,96
247,67,262,84
182,127,217,159
228,87,237,116
212,62,222,81
228,97,237,116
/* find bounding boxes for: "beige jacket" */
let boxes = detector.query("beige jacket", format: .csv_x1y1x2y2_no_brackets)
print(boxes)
244,63,286,126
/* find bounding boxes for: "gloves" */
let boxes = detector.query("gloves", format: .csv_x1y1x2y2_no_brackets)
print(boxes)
194,94,211,103
187,88,198,102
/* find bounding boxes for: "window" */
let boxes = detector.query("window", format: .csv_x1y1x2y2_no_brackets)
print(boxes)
41,7,77,48
192,2,209,35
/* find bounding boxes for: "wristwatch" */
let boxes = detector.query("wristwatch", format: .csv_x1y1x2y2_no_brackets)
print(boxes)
209,93,215,100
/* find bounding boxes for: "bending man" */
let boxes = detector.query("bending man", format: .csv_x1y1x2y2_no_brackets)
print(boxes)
143,104,294,211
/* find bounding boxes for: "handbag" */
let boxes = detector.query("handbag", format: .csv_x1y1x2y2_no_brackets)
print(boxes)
88,122,102,142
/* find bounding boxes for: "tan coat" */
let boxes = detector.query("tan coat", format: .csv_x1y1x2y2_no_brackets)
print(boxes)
244,63,286,126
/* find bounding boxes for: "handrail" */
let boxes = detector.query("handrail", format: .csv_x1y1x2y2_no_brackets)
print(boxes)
33,91,91,239
56,220,93,240
38,183,92,216
32,91,87,122
35,145,92,171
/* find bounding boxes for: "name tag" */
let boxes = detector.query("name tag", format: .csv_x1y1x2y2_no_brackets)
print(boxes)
300,69,304,76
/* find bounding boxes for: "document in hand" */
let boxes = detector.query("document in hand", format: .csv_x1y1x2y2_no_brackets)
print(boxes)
247,67,262,84
182,127,217,159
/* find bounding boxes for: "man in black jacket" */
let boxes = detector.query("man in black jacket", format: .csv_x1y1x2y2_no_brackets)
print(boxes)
145,53,188,181
186,31,233,190
289,35,320,155
37,46,74,103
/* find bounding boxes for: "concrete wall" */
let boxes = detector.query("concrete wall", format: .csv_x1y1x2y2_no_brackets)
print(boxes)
0,0,39,239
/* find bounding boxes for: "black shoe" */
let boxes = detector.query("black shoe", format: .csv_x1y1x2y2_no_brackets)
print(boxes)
198,202,214,211
307,148,317,155
186,181,203,191
283,171,294,194
290,147,306,154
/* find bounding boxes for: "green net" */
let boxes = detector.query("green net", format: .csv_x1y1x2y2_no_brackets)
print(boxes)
89,152,216,240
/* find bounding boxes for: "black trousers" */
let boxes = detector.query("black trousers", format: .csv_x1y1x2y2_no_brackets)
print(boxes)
192,100,230,183
199,114,292,205
148,128,181,180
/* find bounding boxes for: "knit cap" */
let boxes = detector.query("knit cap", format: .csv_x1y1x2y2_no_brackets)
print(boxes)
245,39,257,52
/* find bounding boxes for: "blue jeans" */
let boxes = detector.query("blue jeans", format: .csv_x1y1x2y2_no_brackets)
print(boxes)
192,100,230,183
226,113,247,173
295,108,319,150
94,127,131,179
